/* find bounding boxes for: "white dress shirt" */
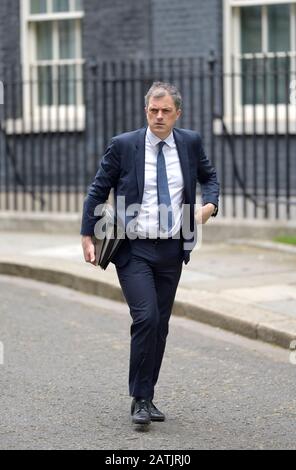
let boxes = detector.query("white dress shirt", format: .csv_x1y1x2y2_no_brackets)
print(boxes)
135,128,185,239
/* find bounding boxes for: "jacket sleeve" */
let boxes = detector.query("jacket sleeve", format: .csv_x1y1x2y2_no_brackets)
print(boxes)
80,139,121,236
197,138,220,215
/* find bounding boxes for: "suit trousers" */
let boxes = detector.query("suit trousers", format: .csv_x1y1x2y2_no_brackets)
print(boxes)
115,236,184,400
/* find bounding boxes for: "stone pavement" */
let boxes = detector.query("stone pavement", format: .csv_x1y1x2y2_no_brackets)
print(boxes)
0,231,296,349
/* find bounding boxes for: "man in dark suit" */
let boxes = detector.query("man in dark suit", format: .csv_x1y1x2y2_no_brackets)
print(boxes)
81,82,219,426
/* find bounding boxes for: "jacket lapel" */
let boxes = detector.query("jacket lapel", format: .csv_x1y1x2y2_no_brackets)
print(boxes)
134,127,147,203
173,129,191,203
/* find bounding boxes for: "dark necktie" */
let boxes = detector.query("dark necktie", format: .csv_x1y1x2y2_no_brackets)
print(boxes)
157,141,173,233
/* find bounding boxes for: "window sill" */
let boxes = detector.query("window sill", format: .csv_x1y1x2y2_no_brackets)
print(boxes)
27,11,85,22
214,106,296,135
4,117,85,134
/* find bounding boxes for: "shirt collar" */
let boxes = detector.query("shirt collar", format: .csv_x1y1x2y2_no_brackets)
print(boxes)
147,127,175,148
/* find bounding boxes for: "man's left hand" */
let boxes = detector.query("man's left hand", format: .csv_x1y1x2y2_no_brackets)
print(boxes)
196,203,216,225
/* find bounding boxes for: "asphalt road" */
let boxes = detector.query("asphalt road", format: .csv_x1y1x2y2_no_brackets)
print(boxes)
0,275,295,450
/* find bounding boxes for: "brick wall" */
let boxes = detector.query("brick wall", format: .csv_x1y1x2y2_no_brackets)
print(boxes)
83,0,152,61
0,2,3,77
0,0,223,67
0,0,21,71
1,0,295,205
151,0,222,59
82,0,222,62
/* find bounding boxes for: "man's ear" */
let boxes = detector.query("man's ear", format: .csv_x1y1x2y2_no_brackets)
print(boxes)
177,109,182,120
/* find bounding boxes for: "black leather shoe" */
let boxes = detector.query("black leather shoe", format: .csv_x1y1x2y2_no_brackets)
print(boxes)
131,399,151,425
150,401,165,422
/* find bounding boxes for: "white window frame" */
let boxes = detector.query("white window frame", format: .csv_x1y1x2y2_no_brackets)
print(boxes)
7,0,85,133
219,0,296,134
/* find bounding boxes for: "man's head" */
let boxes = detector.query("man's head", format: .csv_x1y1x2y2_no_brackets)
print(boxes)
145,82,182,140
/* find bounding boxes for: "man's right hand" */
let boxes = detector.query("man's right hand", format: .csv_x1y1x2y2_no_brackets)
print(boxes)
81,236,96,265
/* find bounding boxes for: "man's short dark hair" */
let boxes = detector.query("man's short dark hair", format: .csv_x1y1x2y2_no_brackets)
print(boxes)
145,82,182,110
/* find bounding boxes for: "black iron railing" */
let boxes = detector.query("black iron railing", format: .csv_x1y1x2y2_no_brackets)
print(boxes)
0,54,295,219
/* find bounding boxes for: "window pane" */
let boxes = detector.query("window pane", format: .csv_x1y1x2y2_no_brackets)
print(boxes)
59,21,77,59
241,58,263,105
75,0,83,11
36,22,53,60
241,57,290,105
52,0,70,12
241,6,262,54
30,0,47,14
38,66,53,106
268,4,290,52
266,57,290,104
58,65,76,105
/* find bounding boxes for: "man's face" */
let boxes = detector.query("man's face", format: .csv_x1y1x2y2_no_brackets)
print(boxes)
145,93,181,139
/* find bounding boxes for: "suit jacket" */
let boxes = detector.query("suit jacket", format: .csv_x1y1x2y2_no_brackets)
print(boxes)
81,127,219,267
